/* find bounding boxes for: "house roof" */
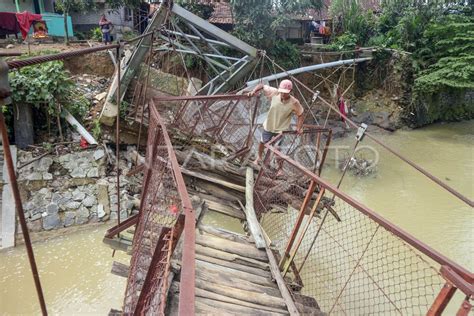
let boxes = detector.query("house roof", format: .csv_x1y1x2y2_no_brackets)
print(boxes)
193,0,380,25
208,1,233,25
293,0,381,21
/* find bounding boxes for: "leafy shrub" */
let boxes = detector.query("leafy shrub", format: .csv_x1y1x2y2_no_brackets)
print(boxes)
122,29,139,41
328,32,358,51
9,56,89,121
91,27,102,41
268,40,300,70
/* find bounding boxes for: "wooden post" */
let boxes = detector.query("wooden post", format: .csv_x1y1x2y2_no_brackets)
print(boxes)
244,167,266,249
13,103,34,149
261,224,300,316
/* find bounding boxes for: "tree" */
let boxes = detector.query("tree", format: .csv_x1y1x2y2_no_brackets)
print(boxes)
54,0,94,45
229,0,323,50
55,0,141,45
8,57,89,147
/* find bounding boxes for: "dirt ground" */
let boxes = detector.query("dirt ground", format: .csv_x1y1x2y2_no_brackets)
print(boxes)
0,41,116,77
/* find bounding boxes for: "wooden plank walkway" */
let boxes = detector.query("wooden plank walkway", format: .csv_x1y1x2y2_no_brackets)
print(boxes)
106,151,324,315
165,222,323,315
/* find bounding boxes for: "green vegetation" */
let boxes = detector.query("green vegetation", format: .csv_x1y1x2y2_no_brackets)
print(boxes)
330,1,473,125
90,27,103,42
9,56,89,121
230,0,323,68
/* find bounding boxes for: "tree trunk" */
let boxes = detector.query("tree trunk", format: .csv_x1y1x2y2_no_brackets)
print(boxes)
64,11,69,45
13,103,34,149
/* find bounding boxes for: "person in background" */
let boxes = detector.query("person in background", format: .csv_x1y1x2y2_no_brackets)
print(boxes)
99,14,113,45
248,79,305,166
311,19,320,36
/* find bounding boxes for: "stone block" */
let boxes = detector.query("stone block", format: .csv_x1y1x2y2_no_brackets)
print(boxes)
63,211,76,227
75,207,90,225
46,203,59,215
83,195,97,208
43,213,61,230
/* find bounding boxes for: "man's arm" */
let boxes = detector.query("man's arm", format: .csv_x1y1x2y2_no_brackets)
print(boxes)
294,100,304,133
296,113,304,133
248,84,278,100
248,83,264,97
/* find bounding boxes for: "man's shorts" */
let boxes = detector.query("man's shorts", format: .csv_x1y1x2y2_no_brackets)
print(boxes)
261,129,282,145
102,32,111,43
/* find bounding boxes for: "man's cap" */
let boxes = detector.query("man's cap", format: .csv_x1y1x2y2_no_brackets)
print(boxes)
278,79,293,94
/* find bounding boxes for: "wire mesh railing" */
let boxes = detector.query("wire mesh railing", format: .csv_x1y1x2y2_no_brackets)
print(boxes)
123,102,195,315
154,94,262,162
254,142,473,315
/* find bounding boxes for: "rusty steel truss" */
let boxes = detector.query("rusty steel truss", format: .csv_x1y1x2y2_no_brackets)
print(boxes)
253,139,473,315
123,101,195,315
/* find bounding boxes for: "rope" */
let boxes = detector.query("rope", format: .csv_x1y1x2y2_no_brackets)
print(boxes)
7,44,120,70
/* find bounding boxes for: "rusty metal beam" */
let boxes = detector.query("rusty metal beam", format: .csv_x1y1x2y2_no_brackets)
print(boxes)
427,282,457,316
282,188,326,276
440,266,474,297
150,101,195,316
0,59,47,315
104,214,139,239
133,227,172,316
263,143,474,283
279,180,317,270
457,299,472,316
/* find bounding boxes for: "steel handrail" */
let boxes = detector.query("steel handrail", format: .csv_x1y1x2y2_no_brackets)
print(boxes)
263,141,474,284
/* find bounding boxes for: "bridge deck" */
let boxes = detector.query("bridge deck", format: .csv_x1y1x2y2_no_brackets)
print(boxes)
166,221,323,316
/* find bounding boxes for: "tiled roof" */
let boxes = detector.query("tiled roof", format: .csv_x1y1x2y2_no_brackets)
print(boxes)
209,1,233,24
192,0,380,25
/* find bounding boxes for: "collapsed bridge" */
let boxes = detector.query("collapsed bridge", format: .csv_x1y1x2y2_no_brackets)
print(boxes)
1,1,472,315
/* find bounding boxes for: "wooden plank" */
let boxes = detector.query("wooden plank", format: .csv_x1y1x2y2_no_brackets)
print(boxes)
203,198,245,219
108,309,122,316
195,253,271,277
197,297,285,316
1,145,16,249
293,293,324,315
193,284,289,314
184,168,245,192
196,233,268,262
244,167,266,249
194,278,287,309
169,282,286,316
195,244,270,271
102,236,132,253
111,261,129,278
197,224,252,244
195,266,282,297
189,180,244,202
262,228,300,316
196,259,275,287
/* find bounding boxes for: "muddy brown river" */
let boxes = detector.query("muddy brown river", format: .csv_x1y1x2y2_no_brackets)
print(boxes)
0,121,472,315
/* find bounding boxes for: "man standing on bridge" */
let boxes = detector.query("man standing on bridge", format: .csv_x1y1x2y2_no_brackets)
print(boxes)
249,79,304,165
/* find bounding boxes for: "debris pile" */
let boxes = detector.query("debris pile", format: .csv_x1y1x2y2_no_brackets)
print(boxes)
72,74,109,105
339,156,377,176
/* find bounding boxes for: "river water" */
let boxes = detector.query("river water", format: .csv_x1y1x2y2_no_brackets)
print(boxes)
0,121,472,315
321,120,473,271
